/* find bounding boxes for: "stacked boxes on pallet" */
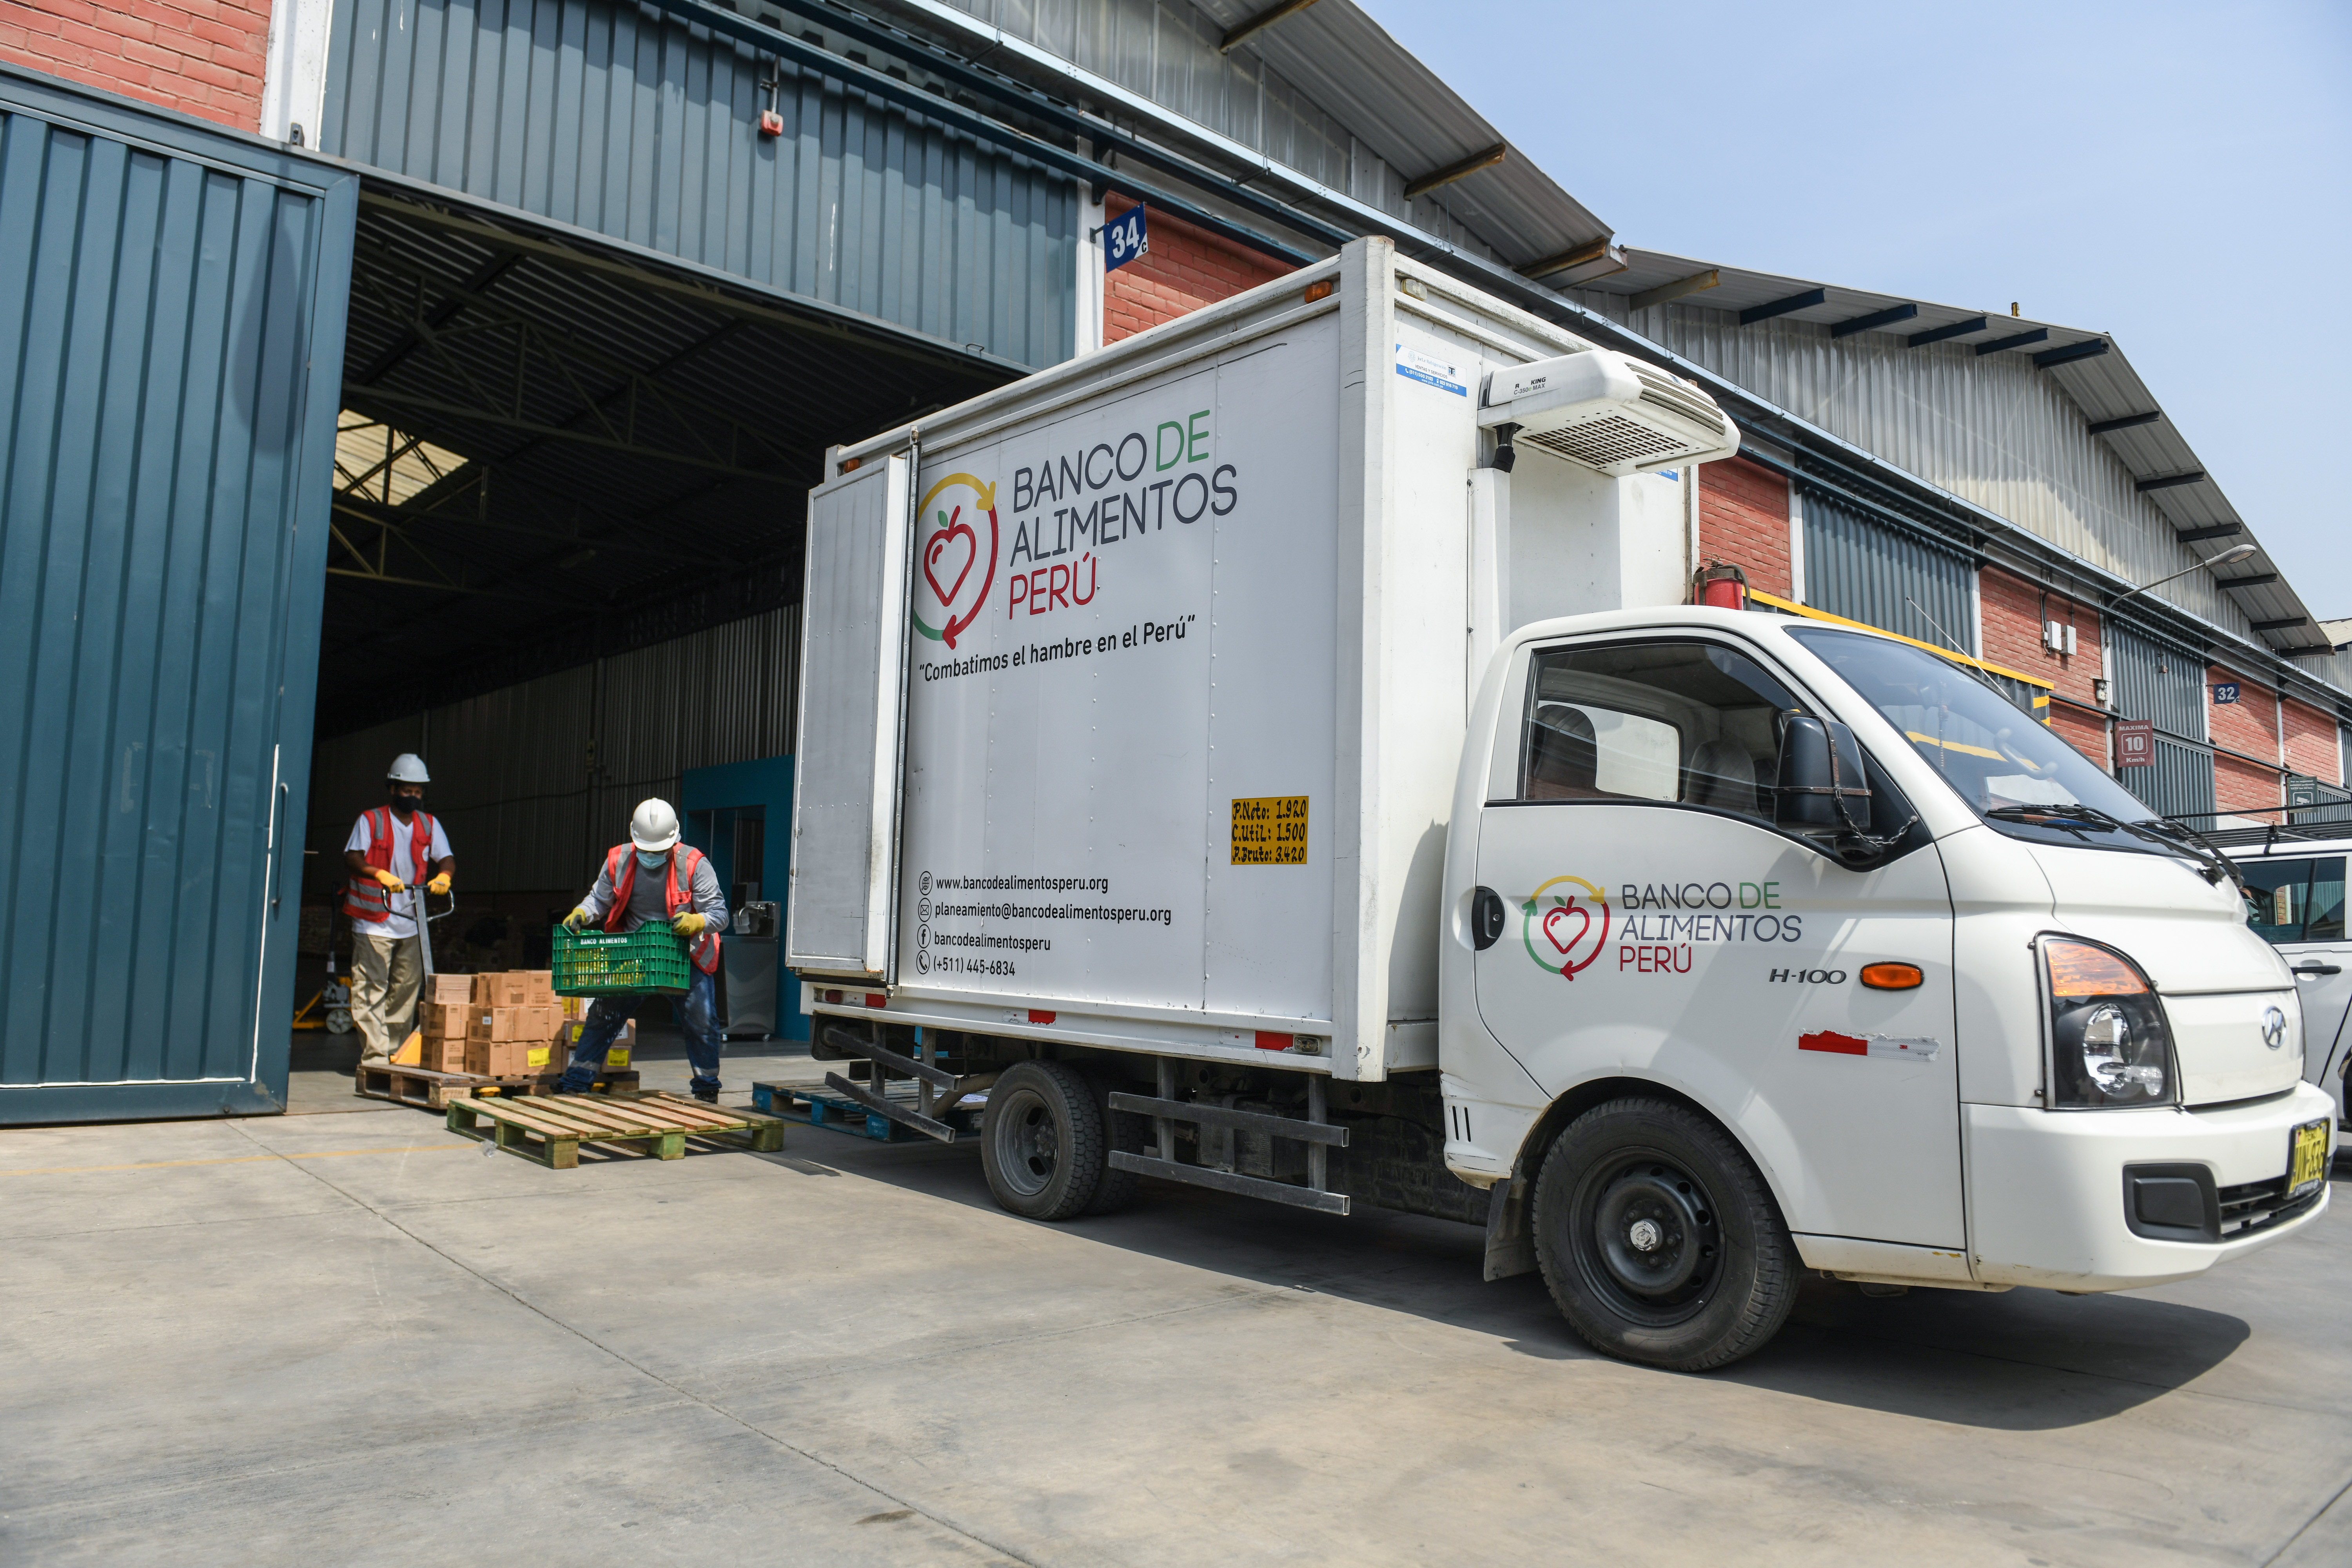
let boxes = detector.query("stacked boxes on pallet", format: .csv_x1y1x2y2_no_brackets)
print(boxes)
558,993,636,1071
463,970,564,1077
416,974,476,1073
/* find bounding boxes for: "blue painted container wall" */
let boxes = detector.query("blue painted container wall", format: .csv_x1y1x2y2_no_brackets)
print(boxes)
682,753,804,1041
0,70,359,1121
319,0,1076,367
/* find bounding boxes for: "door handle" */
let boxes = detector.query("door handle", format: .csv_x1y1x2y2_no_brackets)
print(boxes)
1472,886,1507,951
2293,962,2341,977
269,780,290,913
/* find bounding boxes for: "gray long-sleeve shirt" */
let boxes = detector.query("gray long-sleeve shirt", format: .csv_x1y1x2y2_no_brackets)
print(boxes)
580,849,730,936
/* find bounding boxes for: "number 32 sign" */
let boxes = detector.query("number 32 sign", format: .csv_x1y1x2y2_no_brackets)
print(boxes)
1102,205,1147,272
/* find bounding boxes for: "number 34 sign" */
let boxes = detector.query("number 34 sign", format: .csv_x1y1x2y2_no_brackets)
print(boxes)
1102,205,1147,272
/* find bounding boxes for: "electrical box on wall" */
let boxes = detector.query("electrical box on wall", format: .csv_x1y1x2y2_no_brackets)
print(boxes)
2043,620,2077,655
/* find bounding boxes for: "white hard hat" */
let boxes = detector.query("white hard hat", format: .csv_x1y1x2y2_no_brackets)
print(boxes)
387,753,430,784
630,798,681,852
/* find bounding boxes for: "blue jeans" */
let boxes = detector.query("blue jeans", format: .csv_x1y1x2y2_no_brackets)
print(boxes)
560,966,722,1093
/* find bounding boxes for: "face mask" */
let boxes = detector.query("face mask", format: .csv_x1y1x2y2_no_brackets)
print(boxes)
635,850,667,872
388,791,419,819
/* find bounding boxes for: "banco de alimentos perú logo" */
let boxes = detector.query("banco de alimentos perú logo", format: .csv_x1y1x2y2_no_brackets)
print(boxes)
913,473,998,650
1523,875,1610,981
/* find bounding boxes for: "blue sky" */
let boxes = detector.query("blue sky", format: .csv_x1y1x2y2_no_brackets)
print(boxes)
1365,0,2352,616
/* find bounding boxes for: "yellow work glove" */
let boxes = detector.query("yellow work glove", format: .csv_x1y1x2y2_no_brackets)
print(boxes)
426,871,452,895
563,906,594,931
671,912,709,937
373,868,406,892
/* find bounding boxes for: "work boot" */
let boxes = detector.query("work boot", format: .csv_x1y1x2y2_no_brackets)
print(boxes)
691,1086,720,1105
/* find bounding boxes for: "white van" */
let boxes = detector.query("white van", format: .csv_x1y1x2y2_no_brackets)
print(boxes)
790,238,2333,1370
2210,828,2352,1126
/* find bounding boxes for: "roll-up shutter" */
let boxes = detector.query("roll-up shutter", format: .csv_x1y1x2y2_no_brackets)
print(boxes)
2105,622,2216,822
1799,485,1977,660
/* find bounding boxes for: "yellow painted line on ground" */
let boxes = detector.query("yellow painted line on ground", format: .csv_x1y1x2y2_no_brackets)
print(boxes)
2,1145,470,1177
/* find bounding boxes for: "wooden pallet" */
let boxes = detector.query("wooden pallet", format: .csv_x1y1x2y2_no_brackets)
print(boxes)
355,1062,554,1111
446,1090,786,1169
752,1079,983,1143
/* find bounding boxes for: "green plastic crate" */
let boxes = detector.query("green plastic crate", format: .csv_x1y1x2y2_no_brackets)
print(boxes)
553,924,693,996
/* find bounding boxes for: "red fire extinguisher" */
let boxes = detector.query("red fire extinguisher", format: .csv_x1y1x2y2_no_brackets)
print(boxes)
1694,561,1749,611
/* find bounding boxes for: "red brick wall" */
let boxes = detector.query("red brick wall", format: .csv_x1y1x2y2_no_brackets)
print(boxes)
1696,456,1789,599
1102,192,1297,343
1975,564,2110,762
2207,664,2283,817
1,0,270,132
2283,697,2341,786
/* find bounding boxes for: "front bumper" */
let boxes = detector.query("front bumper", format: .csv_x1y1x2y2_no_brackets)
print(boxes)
1965,1083,2334,1291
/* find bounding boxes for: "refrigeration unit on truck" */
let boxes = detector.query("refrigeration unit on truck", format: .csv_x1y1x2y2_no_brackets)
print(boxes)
788,238,2332,1370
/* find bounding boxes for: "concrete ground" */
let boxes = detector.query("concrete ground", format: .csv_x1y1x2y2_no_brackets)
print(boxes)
5,1044,2347,1567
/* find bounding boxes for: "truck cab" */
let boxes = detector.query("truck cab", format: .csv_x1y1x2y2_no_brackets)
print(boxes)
2217,831,2352,1126
1440,604,2334,1365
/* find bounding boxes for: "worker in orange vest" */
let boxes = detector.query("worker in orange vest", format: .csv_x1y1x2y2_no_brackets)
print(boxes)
558,798,729,1100
341,754,455,1067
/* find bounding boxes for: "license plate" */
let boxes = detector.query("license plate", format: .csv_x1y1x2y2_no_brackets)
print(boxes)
2288,1119,2330,1199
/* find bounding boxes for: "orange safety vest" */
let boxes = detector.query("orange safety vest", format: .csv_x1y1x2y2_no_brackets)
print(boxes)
602,843,722,974
345,806,439,925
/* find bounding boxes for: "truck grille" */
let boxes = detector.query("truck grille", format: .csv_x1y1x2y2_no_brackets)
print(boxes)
1524,415,1691,469
2217,1172,2323,1238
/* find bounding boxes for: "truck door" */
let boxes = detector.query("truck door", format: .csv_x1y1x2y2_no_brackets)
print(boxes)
1471,635,1965,1250
2239,853,2352,1124
787,447,917,983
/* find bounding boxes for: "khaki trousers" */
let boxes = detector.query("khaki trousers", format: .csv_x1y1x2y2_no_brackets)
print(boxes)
351,931,423,1065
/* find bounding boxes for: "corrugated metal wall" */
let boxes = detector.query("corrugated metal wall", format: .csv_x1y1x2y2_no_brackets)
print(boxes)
2107,621,2218,822
320,0,1076,366
309,606,801,897
0,71,358,1121
1577,296,2257,641
1798,486,1976,655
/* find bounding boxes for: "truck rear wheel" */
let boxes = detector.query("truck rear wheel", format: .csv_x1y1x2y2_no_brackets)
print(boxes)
1532,1096,1796,1371
981,1061,1106,1221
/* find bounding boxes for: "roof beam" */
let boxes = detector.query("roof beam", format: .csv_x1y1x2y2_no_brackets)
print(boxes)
1974,328,2049,356
2215,573,2281,590
2034,338,2109,369
1519,237,1619,280
1403,143,1508,201
350,386,800,482
1218,0,1322,54
2087,410,2161,435
2174,523,2243,543
2137,471,2207,493
1740,288,1827,326
1830,302,1918,339
1628,270,1720,312
1907,316,1987,348
2254,617,2312,632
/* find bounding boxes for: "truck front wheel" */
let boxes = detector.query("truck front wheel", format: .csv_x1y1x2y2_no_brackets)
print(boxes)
1532,1097,1796,1371
980,1061,1107,1221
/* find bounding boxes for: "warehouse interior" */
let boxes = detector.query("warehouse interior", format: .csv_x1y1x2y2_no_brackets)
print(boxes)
296,182,1019,1040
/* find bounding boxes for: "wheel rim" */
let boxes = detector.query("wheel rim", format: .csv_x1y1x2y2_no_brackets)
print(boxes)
991,1086,1060,1198
1569,1149,1725,1327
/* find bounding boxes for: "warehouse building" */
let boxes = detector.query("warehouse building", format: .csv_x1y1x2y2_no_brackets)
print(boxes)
3,0,2345,1122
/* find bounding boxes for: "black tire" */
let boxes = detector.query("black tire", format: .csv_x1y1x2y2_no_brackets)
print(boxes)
1532,1096,1796,1371
980,1061,1106,1221
1080,1066,1149,1216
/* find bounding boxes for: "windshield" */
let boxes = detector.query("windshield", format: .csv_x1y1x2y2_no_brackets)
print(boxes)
1786,625,2168,846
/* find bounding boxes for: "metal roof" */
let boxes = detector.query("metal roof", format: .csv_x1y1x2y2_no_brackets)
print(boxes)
1580,248,2332,656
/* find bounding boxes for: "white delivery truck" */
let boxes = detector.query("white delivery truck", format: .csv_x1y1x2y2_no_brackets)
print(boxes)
789,238,2333,1369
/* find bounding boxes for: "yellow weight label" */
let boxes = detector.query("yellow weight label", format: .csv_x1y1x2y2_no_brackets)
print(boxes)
605,1047,630,1069
1230,796,1309,865
526,1047,550,1068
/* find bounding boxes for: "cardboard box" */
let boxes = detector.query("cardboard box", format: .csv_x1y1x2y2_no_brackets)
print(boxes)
490,974,530,1009
468,1006,541,1042
559,995,587,1020
425,1034,468,1073
561,1019,632,1069
426,974,475,1005
520,970,555,1003
470,973,500,1005
465,1037,539,1078
419,1002,470,1039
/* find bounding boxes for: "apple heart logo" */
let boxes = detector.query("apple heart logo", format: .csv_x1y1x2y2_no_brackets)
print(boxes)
925,507,977,621
1541,902,1589,957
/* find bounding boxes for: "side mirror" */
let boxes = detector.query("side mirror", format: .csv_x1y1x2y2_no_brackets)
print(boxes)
1775,714,1874,833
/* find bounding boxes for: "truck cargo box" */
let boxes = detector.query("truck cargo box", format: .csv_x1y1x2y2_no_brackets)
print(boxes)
790,239,1735,1081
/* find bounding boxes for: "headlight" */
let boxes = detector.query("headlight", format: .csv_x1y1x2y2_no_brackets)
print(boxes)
2042,938,2177,1108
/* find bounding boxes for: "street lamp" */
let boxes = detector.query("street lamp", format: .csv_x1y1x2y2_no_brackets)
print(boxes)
2107,541,2258,608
